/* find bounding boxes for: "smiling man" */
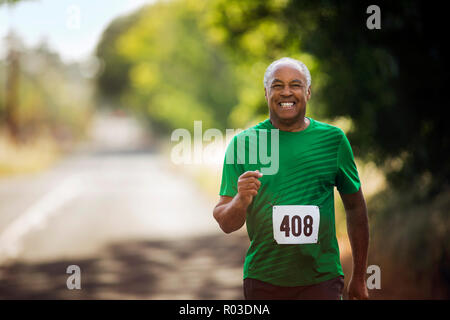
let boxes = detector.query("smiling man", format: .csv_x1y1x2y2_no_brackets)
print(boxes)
213,57,369,300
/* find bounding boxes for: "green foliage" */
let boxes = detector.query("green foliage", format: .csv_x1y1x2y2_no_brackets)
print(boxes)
97,0,447,195
96,12,139,103
96,0,239,133
285,0,448,196
208,0,448,196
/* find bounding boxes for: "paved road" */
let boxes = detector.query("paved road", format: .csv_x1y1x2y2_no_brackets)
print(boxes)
0,113,248,299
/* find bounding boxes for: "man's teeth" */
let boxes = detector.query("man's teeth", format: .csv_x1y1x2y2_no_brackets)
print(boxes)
280,102,294,107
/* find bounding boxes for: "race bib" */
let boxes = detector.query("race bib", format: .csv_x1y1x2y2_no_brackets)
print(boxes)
272,205,320,244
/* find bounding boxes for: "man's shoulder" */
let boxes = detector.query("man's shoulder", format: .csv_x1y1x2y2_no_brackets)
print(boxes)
310,118,345,138
233,119,272,138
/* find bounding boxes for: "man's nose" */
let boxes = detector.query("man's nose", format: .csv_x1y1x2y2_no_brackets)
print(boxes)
280,86,293,96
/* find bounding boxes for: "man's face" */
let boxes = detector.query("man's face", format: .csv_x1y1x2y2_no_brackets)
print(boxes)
265,64,311,123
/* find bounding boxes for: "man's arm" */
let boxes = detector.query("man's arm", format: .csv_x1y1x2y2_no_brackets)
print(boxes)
213,170,262,234
213,195,248,234
340,187,370,300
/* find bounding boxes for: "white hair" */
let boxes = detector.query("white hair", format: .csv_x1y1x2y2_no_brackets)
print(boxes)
263,57,312,89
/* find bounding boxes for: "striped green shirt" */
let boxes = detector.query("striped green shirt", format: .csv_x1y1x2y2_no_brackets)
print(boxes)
219,117,361,286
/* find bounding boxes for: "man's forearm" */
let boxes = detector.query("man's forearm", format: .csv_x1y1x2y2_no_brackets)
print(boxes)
346,205,369,279
213,195,248,233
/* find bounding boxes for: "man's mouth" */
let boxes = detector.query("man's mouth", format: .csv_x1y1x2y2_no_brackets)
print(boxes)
279,102,296,109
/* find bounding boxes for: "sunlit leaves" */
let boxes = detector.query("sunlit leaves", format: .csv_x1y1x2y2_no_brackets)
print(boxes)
129,62,159,91
239,19,287,57
98,0,238,133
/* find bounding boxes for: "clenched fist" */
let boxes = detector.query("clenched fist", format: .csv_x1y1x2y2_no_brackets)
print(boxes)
236,170,263,207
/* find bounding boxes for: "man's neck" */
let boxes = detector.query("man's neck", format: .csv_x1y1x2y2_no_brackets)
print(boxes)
270,116,310,132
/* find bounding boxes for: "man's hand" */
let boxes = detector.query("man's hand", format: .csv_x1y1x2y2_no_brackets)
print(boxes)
348,276,369,300
236,170,263,207
213,170,263,234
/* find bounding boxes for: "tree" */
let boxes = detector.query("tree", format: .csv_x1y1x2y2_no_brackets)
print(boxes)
209,0,448,196
96,0,239,134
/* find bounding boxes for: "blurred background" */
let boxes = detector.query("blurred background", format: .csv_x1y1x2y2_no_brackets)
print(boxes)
0,0,448,299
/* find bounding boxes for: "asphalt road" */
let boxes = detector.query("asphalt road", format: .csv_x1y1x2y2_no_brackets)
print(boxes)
0,113,248,299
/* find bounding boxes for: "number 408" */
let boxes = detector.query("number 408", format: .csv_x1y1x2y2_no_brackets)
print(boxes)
280,215,313,237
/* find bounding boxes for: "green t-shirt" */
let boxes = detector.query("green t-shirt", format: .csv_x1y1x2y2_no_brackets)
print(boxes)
219,117,361,286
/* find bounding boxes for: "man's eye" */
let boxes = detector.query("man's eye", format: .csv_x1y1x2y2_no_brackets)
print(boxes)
272,84,282,88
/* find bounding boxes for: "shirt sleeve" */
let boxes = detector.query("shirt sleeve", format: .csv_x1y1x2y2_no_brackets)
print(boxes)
219,135,244,197
335,132,361,194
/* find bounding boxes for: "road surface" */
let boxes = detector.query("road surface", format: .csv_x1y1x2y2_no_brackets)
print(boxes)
0,112,248,299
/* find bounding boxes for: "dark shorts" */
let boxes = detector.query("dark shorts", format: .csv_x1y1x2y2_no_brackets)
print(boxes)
243,276,345,300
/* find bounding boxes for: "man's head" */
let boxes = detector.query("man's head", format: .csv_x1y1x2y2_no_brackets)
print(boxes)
264,57,312,125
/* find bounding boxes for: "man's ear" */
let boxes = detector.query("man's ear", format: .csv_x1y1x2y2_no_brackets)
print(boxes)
306,86,312,101
264,87,268,101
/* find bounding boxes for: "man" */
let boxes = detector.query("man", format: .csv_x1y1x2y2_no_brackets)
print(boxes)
213,57,369,300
